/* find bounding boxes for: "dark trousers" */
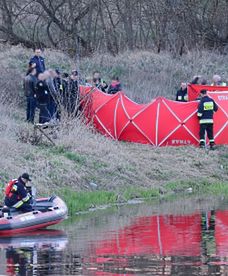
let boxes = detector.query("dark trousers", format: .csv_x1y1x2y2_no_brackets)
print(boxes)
38,103,50,124
5,196,33,213
26,96,36,123
18,202,33,212
67,97,79,117
199,123,214,145
48,98,57,120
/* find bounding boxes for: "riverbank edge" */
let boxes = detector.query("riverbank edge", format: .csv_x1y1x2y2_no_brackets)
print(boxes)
56,181,228,215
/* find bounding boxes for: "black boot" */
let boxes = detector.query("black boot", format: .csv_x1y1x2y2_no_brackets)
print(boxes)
210,142,215,150
199,142,205,148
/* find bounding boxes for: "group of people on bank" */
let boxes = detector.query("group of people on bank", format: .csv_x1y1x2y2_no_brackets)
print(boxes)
175,74,227,103
175,75,226,150
24,48,122,124
24,48,224,150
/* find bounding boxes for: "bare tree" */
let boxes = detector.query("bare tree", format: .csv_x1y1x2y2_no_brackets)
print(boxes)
0,0,227,55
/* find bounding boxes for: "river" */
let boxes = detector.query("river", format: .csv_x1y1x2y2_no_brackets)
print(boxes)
0,196,227,275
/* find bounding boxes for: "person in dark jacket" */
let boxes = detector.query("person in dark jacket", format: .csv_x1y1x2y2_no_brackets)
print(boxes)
61,72,69,105
93,71,108,92
23,67,37,123
191,75,201,85
53,69,64,119
67,70,79,116
108,76,122,94
175,82,188,102
35,73,50,124
4,173,32,212
29,48,45,76
46,69,59,120
197,89,218,149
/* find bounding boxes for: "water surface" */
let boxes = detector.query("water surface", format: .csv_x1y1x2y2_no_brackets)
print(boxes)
0,196,227,275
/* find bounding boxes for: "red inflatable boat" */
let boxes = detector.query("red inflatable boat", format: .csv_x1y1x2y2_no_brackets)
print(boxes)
0,196,68,235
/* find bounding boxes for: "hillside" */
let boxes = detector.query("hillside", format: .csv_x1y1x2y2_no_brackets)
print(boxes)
0,45,228,202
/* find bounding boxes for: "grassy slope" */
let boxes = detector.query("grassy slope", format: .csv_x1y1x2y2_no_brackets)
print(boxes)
0,46,228,211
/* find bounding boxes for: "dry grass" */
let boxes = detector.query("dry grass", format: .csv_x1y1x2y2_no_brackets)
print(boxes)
1,45,228,104
0,103,227,197
0,45,227,198
80,50,228,103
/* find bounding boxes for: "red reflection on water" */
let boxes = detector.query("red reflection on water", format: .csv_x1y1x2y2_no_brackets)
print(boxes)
95,214,201,257
215,210,228,257
87,210,228,275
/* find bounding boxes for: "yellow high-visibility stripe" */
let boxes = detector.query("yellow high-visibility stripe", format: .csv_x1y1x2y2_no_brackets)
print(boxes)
13,200,24,208
22,194,30,202
200,119,213,124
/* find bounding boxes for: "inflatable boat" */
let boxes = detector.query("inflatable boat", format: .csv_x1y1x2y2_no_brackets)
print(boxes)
0,196,68,235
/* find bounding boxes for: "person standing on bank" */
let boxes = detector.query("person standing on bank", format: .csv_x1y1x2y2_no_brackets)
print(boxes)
197,90,218,149
93,71,108,92
4,173,32,213
175,82,188,102
35,73,50,124
67,70,79,116
23,67,37,123
29,48,46,76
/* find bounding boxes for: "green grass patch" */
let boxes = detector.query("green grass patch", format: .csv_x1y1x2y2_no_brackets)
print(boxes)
92,161,108,170
58,188,117,215
57,187,160,215
64,151,86,164
204,183,228,195
165,180,228,196
48,146,86,165
57,182,228,215
122,187,159,200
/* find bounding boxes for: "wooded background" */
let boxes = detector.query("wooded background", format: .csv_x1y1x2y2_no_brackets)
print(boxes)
0,0,228,56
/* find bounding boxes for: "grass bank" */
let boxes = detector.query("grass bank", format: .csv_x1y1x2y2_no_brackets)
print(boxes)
57,181,228,215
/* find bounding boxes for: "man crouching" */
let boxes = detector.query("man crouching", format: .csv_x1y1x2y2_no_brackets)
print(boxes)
4,173,33,212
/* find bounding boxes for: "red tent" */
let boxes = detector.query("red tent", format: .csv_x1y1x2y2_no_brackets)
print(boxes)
187,84,228,101
156,98,199,146
208,92,228,145
116,94,157,145
80,86,228,146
